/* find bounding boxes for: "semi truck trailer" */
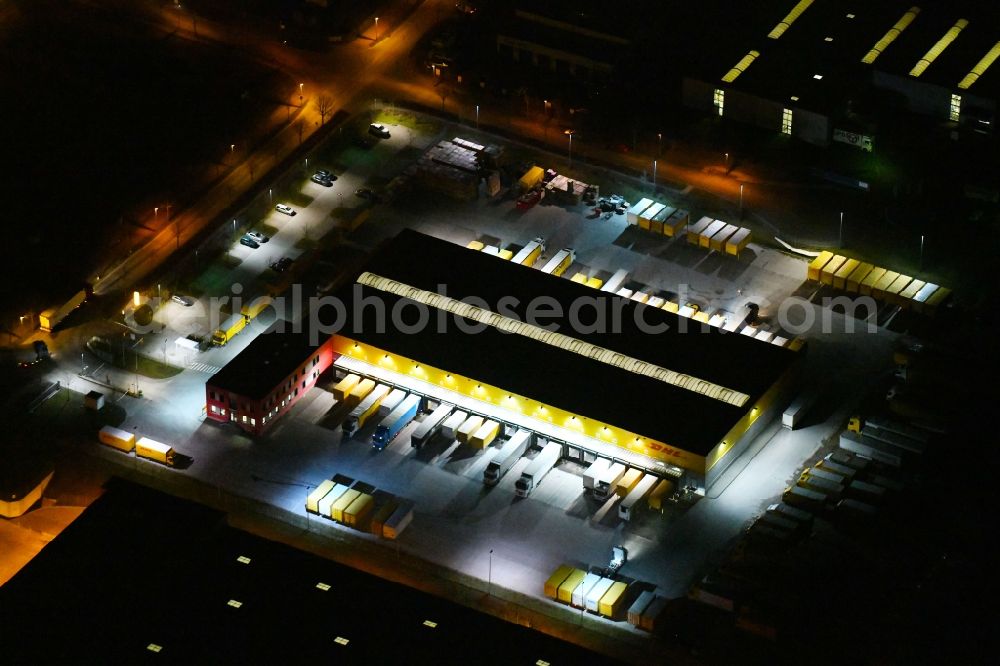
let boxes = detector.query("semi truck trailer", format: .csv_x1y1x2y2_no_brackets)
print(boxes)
410,402,453,448
135,437,175,466
98,425,135,453
332,374,361,401
439,410,468,440
619,474,659,521
470,420,501,449
483,430,532,486
511,238,545,266
539,248,575,276
456,415,484,444
318,483,351,518
782,386,822,429
585,578,615,613
211,312,248,346
573,572,602,608
515,441,562,497
343,493,375,528
839,430,903,467
39,289,88,332
382,500,414,539
306,479,336,514
342,383,390,436
377,388,407,417
582,458,610,490
372,395,421,451
345,378,377,409
593,462,626,500
331,489,361,522
544,565,574,599
628,590,656,626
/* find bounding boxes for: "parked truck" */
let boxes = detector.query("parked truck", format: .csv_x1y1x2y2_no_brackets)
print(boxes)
539,248,575,276
647,478,675,511
514,441,562,497
782,385,822,429
342,383,390,436
98,425,135,453
619,474,659,521
135,437,175,466
483,430,532,486
593,462,626,501
211,312,248,346
372,395,421,451
600,269,629,294
410,403,454,448
616,468,643,497
582,458,611,490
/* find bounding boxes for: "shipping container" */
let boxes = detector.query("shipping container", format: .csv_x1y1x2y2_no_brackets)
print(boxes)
319,483,350,518
639,596,668,631
373,395,421,451
846,480,886,503
911,282,939,312
440,410,469,440
845,262,875,293
585,277,603,289
699,220,727,248
798,471,844,498
663,208,689,237
511,238,545,266
650,205,676,235
647,296,666,309
600,269,629,293
98,425,135,453
819,255,847,286
725,227,752,256
921,285,951,315
693,310,711,324
332,374,361,401
870,270,900,300
585,578,616,613
410,403,454,448
539,248,575,276
859,267,887,296
456,415,484,444
825,450,869,472
570,272,588,284
343,493,375,528
470,420,501,450
135,437,174,466
370,498,400,536
518,166,544,190
754,329,774,343
626,198,655,225
573,573,603,608
884,274,913,305
630,291,650,303
638,202,665,230
557,569,588,603
627,590,656,626
305,479,336,514
663,300,680,314
544,564,575,599
783,484,826,509
897,279,925,308
484,430,533,486
342,383,391,436
766,503,814,526
616,468,644,498
686,216,714,244
583,458,611,490
377,388,407,417
808,466,846,484
346,378,377,409
839,430,902,467
515,442,563,497
466,240,485,251
832,259,860,290
806,251,834,281
382,500,414,540
816,459,856,481
599,581,629,618
710,224,739,252
331,489,361,523
616,288,634,299
619,474,659,521
647,479,675,510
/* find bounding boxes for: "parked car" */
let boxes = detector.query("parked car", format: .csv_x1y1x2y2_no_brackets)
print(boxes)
275,204,296,216
246,230,269,243
239,235,260,249
311,173,334,186
368,123,391,139
316,169,336,180
355,188,380,202
171,294,195,306
270,257,293,273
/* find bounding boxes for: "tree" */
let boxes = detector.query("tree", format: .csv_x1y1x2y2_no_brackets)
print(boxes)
317,95,334,125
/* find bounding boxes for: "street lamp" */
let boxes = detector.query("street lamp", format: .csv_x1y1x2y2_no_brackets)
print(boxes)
658,132,662,156
488,548,493,596
839,211,844,248
652,159,657,191
475,104,479,128
154,206,159,219
739,183,744,217
920,234,925,270
565,129,575,168
374,17,379,42
230,143,235,153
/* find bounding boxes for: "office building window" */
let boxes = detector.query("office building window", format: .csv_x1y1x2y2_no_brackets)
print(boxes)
949,93,961,122
713,88,725,116
781,108,793,134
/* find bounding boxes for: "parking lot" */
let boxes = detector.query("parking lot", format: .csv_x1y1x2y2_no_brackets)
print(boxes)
64,111,899,626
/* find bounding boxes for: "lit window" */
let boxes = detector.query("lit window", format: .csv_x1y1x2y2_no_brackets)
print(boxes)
813,74,823,80
220,408,226,416
210,405,218,414
824,36,833,42
846,13,855,18
241,415,247,423
790,95,800,101
949,93,961,122
250,418,256,426
713,88,725,116
781,108,793,135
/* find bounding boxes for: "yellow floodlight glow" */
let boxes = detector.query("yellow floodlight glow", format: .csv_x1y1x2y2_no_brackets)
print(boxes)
861,6,920,64
910,18,968,77
721,50,760,83
357,272,751,407
958,41,1000,89
133,291,141,306
768,0,813,40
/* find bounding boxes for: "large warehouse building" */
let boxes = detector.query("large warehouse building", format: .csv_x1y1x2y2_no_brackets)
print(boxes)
207,230,800,490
